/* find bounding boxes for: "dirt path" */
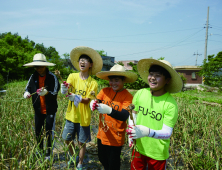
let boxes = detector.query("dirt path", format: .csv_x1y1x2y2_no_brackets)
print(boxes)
50,138,131,170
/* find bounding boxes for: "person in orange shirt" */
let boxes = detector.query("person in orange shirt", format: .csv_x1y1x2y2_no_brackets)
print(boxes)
90,64,137,170
23,53,60,162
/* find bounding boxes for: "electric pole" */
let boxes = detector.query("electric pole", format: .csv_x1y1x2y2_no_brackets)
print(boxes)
204,6,209,61
193,51,202,66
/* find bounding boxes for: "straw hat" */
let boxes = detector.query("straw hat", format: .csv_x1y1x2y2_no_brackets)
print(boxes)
70,46,103,75
137,58,183,93
23,53,55,67
96,64,138,83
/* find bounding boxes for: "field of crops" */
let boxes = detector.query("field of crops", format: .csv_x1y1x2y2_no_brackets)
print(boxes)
0,81,221,170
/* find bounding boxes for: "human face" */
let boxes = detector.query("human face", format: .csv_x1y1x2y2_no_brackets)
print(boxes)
78,58,92,73
109,77,124,92
148,72,170,95
34,66,46,76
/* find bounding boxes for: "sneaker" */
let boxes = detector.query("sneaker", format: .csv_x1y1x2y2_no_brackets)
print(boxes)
76,164,83,170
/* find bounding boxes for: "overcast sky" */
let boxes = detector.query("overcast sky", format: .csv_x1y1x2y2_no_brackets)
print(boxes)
1,0,222,66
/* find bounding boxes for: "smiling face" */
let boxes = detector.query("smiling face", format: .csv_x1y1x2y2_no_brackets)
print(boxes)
148,72,170,96
109,76,125,92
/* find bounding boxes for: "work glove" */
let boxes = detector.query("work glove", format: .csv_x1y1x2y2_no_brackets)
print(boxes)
61,81,69,94
90,99,99,111
126,125,150,139
128,112,137,147
23,92,31,99
66,93,76,101
37,88,48,96
128,135,134,147
97,103,112,114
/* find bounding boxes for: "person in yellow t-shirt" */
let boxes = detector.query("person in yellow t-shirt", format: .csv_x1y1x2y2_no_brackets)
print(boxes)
61,46,103,170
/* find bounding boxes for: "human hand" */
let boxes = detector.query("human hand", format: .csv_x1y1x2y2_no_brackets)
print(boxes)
97,103,112,114
23,92,31,99
90,99,98,111
126,125,150,139
61,81,69,94
37,88,48,96
66,93,76,101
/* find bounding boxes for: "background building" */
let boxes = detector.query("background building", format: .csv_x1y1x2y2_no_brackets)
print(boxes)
174,65,202,87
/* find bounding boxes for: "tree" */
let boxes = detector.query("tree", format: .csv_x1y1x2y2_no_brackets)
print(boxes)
198,51,222,91
96,50,106,56
117,61,124,66
0,32,72,81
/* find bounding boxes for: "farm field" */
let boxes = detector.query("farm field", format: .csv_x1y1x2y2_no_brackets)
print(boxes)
0,81,221,170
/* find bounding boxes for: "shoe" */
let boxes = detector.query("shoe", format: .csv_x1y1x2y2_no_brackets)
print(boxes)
76,164,83,170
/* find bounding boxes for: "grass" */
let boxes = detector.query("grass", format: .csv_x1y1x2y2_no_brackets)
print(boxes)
0,81,221,169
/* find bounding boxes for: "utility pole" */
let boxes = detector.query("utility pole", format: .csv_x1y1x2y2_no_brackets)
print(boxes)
204,6,209,61
193,51,202,66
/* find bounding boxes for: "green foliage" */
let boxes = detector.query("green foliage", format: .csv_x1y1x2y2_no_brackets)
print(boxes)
117,61,124,66
124,62,149,90
178,72,187,84
0,73,5,89
1,81,222,169
198,51,222,91
96,50,106,56
91,75,109,87
0,32,74,81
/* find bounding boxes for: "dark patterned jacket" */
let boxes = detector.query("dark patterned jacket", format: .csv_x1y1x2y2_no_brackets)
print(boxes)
24,68,60,115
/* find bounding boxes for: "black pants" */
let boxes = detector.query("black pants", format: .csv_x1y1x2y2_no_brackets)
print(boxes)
35,113,56,156
97,138,122,170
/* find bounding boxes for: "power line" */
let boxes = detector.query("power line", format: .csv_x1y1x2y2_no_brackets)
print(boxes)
115,28,204,58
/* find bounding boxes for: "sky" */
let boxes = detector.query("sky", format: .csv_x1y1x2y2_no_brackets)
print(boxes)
1,0,222,66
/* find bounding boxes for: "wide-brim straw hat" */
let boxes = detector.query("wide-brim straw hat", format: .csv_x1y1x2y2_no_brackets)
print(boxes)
70,46,103,75
137,58,183,93
23,53,55,67
96,64,138,83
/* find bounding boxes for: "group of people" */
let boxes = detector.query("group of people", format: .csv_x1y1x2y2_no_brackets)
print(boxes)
23,46,183,170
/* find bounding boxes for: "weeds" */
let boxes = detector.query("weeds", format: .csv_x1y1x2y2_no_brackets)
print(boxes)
0,81,221,169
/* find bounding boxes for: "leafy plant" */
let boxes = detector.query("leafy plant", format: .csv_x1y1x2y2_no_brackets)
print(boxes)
198,51,222,91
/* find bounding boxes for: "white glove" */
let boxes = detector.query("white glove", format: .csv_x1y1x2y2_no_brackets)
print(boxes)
126,125,150,139
97,103,112,114
90,99,98,111
37,88,48,96
61,81,69,94
67,93,76,101
24,92,31,99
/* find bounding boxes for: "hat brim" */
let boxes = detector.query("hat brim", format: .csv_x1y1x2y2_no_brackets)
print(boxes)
70,46,103,75
96,71,138,83
137,59,183,93
23,62,56,67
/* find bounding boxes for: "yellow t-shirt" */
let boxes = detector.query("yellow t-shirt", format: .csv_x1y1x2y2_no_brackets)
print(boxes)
65,73,98,126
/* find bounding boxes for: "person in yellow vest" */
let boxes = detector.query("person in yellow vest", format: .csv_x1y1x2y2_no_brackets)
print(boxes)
23,53,60,162
60,46,103,170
